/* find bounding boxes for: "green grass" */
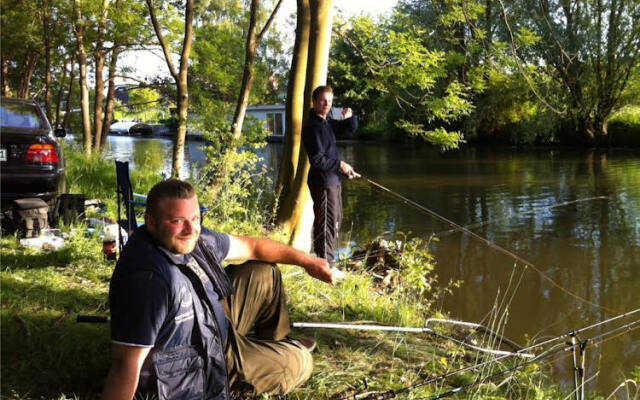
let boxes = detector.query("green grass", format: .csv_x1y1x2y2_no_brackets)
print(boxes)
1,231,113,397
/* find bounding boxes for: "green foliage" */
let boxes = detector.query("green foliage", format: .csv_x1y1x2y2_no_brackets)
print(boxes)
126,87,162,112
465,66,559,144
330,9,482,148
188,100,273,235
190,1,289,107
609,106,640,147
510,0,640,142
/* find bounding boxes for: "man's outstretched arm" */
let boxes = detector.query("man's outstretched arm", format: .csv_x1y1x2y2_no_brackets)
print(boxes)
226,235,334,284
102,344,151,400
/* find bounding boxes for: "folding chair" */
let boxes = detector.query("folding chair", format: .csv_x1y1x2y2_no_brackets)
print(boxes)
115,161,147,249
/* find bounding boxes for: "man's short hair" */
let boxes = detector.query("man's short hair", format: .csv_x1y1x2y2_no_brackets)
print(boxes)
145,179,196,218
312,85,333,101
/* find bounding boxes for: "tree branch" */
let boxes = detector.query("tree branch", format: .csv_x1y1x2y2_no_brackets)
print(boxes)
257,0,285,43
146,0,179,80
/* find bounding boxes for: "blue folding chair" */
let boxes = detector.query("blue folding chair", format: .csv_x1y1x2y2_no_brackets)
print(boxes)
115,161,147,249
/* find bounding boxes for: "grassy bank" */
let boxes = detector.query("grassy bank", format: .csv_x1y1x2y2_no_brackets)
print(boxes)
2,148,630,399
609,106,640,147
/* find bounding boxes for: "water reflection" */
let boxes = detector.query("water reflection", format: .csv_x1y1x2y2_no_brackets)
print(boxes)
339,145,639,395
103,136,209,177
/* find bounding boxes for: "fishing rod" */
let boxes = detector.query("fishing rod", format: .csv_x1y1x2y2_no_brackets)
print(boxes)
293,319,534,358
336,310,640,400
354,173,618,315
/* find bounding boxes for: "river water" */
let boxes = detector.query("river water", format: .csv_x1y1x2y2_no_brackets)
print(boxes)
104,135,639,395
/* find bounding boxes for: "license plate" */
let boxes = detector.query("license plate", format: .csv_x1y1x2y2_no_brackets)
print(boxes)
0,148,6,162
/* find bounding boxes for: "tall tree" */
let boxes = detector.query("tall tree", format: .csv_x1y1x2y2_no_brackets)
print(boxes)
73,0,93,155
92,0,112,152
230,0,284,140
41,0,53,120
276,0,334,249
520,0,640,144
62,55,77,129
276,0,310,201
146,0,194,178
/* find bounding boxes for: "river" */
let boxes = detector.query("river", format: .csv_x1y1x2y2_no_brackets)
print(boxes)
103,135,639,395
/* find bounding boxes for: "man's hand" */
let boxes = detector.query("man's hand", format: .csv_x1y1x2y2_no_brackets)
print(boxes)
340,160,354,177
341,107,353,119
303,256,334,284
340,161,360,179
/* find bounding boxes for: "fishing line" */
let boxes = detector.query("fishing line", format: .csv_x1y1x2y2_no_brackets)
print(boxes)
433,196,608,238
357,174,618,314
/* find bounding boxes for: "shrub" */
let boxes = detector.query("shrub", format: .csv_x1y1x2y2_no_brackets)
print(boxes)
609,106,640,147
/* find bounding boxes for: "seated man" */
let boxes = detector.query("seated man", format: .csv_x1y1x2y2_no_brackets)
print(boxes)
102,179,334,400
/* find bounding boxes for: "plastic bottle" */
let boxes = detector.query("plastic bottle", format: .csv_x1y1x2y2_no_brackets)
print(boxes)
103,224,119,261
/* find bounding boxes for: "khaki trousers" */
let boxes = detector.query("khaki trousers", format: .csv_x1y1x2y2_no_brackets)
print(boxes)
222,261,313,395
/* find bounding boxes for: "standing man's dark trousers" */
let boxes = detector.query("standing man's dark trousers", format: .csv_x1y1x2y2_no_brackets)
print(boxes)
223,261,313,395
309,184,343,262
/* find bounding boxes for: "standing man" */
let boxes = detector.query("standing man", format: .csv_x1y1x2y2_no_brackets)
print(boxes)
102,179,334,400
302,85,359,262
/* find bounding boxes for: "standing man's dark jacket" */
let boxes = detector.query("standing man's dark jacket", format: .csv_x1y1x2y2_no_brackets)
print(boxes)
302,111,358,189
109,226,232,400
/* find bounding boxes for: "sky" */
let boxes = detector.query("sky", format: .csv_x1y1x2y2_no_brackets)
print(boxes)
118,0,398,84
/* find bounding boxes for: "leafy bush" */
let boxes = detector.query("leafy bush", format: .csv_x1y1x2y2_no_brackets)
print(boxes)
609,106,640,147
190,100,274,236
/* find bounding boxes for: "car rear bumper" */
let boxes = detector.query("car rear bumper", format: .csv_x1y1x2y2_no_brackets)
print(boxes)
1,171,62,202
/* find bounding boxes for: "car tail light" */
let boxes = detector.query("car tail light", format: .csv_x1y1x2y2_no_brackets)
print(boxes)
25,143,59,163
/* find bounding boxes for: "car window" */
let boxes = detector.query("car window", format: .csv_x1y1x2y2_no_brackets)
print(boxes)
0,103,45,129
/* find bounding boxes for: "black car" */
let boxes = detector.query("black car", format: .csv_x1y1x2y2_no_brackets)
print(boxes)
0,97,66,208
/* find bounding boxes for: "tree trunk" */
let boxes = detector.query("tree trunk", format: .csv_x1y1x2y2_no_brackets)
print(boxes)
146,0,194,179
101,46,121,150
42,0,53,121
55,59,69,127
276,0,311,228
17,53,38,99
74,0,92,156
1,58,11,97
231,1,260,141
231,0,284,140
93,0,112,153
276,0,334,250
62,57,76,130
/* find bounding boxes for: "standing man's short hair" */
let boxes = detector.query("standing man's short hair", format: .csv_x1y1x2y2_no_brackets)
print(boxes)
145,179,196,218
312,85,333,101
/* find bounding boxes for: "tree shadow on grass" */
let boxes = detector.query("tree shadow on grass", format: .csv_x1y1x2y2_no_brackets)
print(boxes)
1,276,108,313
1,245,84,271
1,278,111,398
